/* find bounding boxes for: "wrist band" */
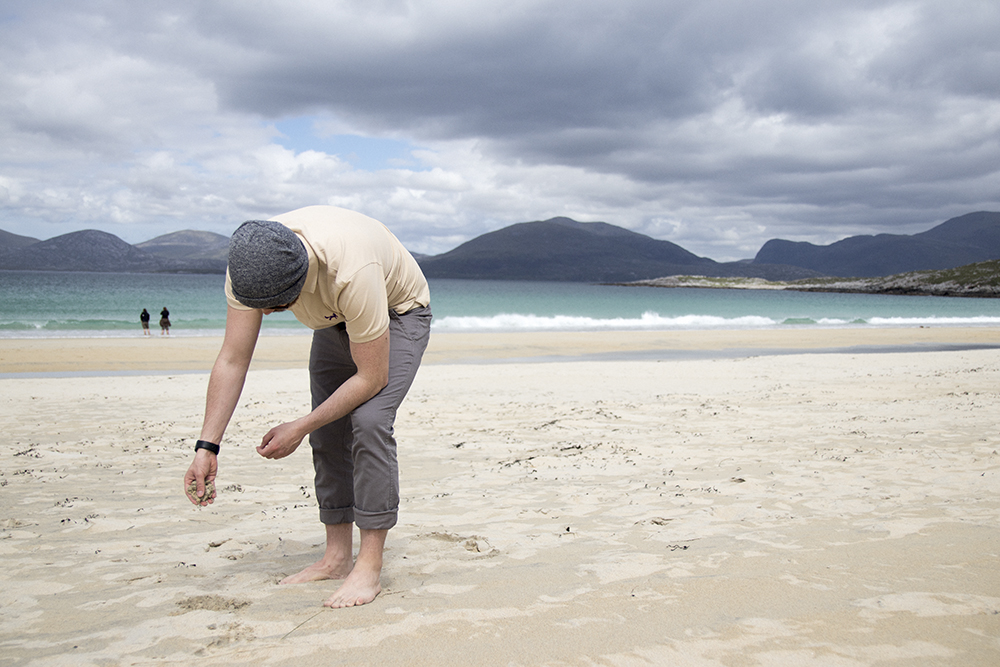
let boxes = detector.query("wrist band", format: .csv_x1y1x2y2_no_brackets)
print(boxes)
195,440,220,455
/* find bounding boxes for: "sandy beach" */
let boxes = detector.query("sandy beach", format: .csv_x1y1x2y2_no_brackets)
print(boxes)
2,328,999,665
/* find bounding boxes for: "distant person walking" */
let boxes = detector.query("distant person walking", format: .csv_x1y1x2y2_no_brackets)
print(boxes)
140,308,151,336
159,307,171,336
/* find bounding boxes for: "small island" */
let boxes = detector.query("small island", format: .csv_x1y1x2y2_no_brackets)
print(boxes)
612,259,1000,298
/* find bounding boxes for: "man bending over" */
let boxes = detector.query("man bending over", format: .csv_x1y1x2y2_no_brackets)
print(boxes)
184,205,431,608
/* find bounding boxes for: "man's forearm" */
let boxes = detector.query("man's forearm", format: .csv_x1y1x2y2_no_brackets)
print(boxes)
293,330,389,437
199,356,250,445
296,371,385,436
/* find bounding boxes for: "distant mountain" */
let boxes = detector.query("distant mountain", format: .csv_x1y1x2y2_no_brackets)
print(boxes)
0,229,40,252
0,229,224,273
137,230,229,272
753,211,1000,277
137,230,230,261
418,216,820,282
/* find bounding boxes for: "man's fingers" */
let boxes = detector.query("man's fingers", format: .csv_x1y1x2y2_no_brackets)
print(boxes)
185,459,218,505
257,430,274,456
186,478,216,505
258,429,282,458
185,479,202,504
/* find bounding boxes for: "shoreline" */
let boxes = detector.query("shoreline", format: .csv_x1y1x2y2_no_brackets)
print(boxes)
1,326,1000,375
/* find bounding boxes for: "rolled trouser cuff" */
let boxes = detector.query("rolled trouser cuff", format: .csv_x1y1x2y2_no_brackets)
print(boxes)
354,507,398,531
319,506,355,526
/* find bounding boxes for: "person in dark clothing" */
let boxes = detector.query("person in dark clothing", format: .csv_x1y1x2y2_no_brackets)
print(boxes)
140,308,151,336
159,307,171,336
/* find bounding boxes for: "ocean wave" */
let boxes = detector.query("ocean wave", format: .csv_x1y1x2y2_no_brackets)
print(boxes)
432,311,780,331
4,311,1000,338
431,311,1000,332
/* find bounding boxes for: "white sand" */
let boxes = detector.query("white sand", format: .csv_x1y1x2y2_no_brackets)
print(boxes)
1,331,999,665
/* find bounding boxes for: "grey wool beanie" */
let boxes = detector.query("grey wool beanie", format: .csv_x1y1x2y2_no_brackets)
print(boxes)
228,220,309,309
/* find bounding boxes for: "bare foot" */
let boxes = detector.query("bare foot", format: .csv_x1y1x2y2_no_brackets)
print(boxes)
280,557,352,585
323,565,381,608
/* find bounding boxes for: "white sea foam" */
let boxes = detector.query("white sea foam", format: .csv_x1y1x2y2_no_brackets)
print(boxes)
431,312,1000,332
432,311,780,331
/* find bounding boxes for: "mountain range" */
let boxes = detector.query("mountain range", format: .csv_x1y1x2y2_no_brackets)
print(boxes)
0,229,228,274
0,211,998,280
416,217,815,281
754,211,1000,277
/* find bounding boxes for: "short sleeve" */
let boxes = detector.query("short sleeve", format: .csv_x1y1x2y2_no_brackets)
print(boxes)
338,263,390,343
224,270,253,311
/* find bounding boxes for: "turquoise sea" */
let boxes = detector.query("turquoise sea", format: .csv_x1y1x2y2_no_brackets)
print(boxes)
3,270,1000,338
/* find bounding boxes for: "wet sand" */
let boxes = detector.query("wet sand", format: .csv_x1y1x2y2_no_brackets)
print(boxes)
2,326,1000,373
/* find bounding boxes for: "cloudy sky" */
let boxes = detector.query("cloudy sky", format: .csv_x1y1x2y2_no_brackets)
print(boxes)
1,0,998,260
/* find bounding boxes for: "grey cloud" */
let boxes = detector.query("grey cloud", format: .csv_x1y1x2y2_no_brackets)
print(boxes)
870,2,1000,98
183,1,736,129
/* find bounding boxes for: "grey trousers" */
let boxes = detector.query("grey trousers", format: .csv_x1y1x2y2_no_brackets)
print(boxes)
308,306,431,530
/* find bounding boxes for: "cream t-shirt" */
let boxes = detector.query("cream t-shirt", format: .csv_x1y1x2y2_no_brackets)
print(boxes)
225,206,430,343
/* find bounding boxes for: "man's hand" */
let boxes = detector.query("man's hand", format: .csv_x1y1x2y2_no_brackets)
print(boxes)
184,449,218,506
254,331,389,462
257,420,306,460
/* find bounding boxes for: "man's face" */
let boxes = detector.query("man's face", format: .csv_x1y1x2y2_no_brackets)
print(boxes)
261,296,299,315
